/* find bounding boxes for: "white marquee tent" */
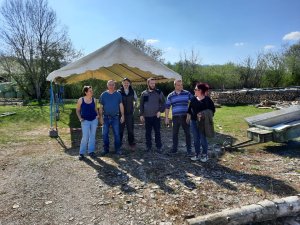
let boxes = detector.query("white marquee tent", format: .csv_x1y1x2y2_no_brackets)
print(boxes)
47,37,181,136
46,37,181,84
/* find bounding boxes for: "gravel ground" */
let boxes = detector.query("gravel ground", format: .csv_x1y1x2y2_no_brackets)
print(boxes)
0,125,299,225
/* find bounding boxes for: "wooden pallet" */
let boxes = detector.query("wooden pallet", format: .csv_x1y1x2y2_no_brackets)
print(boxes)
0,112,16,117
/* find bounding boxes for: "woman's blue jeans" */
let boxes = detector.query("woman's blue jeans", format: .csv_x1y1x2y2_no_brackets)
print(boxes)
190,120,208,156
79,118,98,155
102,115,121,153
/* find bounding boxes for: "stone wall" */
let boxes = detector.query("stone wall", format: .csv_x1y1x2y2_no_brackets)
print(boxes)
210,87,300,105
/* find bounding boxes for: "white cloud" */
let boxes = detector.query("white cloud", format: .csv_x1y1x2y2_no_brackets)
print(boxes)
146,39,159,45
234,42,245,47
264,45,275,50
283,31,300,41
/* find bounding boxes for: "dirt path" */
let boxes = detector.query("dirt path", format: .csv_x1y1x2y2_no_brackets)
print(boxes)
0,125,299,225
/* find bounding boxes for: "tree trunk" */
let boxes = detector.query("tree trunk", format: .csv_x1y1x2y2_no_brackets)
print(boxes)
35,82,42,103
187,195,300,225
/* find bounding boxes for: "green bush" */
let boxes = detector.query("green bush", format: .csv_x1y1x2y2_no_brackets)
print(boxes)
64,79,107,98
4,91,17,98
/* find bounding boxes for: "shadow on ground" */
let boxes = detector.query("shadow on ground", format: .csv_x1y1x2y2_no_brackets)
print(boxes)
263,140,300,158
54,108,298,197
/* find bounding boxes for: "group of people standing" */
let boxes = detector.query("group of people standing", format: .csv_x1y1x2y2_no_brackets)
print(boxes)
76,77,215,163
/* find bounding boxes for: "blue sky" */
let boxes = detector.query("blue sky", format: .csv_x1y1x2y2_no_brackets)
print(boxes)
2,0,300,65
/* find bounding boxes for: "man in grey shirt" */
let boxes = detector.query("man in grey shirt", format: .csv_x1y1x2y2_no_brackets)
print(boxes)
140,77,165,153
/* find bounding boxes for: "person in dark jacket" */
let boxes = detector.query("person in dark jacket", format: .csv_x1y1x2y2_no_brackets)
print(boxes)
140,77,165,153
118,78,138,149
76,86,99,160
186,82,215,162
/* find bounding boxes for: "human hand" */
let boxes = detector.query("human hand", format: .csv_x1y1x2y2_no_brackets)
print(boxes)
186,115,191,124
165,117,169,126
197,112,203,121
99,117,103,125
140,116,144,123
120,115,125,123
156,112,161,118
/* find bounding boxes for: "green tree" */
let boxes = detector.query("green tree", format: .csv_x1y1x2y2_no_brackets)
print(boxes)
200,63,240,89
284,41,300,85
0,0,80,101
260,51,286,87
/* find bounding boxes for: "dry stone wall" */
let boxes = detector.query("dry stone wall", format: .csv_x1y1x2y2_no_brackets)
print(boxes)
210,87,300,105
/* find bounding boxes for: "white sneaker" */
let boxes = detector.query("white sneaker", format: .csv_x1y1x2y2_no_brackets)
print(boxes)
191,155,200,161
200,155,208,162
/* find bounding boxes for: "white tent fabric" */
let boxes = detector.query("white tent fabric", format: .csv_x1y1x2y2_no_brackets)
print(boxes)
46,37,181,84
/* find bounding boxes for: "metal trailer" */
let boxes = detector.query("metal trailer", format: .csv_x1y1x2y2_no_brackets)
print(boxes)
245,105,300,143
223,105,300,149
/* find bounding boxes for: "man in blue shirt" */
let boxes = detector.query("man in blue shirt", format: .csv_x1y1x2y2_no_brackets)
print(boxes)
165,79,193,156
99,80,124,155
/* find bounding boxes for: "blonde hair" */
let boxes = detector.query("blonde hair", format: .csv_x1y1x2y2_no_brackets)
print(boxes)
174,79,182,86
107,80,116,86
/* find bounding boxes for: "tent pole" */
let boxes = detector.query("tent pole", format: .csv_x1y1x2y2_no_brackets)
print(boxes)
50,81,53,128
59,85,64,112
49,81,58,137
55,84,60,121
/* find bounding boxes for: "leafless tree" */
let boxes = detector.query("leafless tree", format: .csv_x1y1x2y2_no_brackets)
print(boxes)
176,49,201,86
238,53,265,88
0,0,80,100
130,38,165,63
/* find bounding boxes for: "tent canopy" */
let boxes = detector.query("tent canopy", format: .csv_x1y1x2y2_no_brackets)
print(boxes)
46,37,181,84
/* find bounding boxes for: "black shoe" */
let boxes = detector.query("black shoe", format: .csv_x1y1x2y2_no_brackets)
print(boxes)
167,150,177,156
186,152,194,157
129,143,136,148
79,154,85,160
115,150,123,156
100,151,109,156
156,148,163,154
89,152,97,159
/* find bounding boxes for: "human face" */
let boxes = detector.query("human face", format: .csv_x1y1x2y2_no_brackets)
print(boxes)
174,81,183,92
148,80,156,90
107,81,115,92
85,88,93,97
194,87,203,97
122,80,130,89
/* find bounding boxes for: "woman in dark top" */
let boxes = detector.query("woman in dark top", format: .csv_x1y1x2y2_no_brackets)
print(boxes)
76,86,99,160
187,83,215,162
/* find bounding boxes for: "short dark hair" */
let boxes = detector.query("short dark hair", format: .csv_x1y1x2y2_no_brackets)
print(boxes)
82,85,92,96
195,83,209,94
122,77,131,83
147,77,155,85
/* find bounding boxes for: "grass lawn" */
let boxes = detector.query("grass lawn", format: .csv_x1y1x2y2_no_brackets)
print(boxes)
214,105,273,137
0,103,274,145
